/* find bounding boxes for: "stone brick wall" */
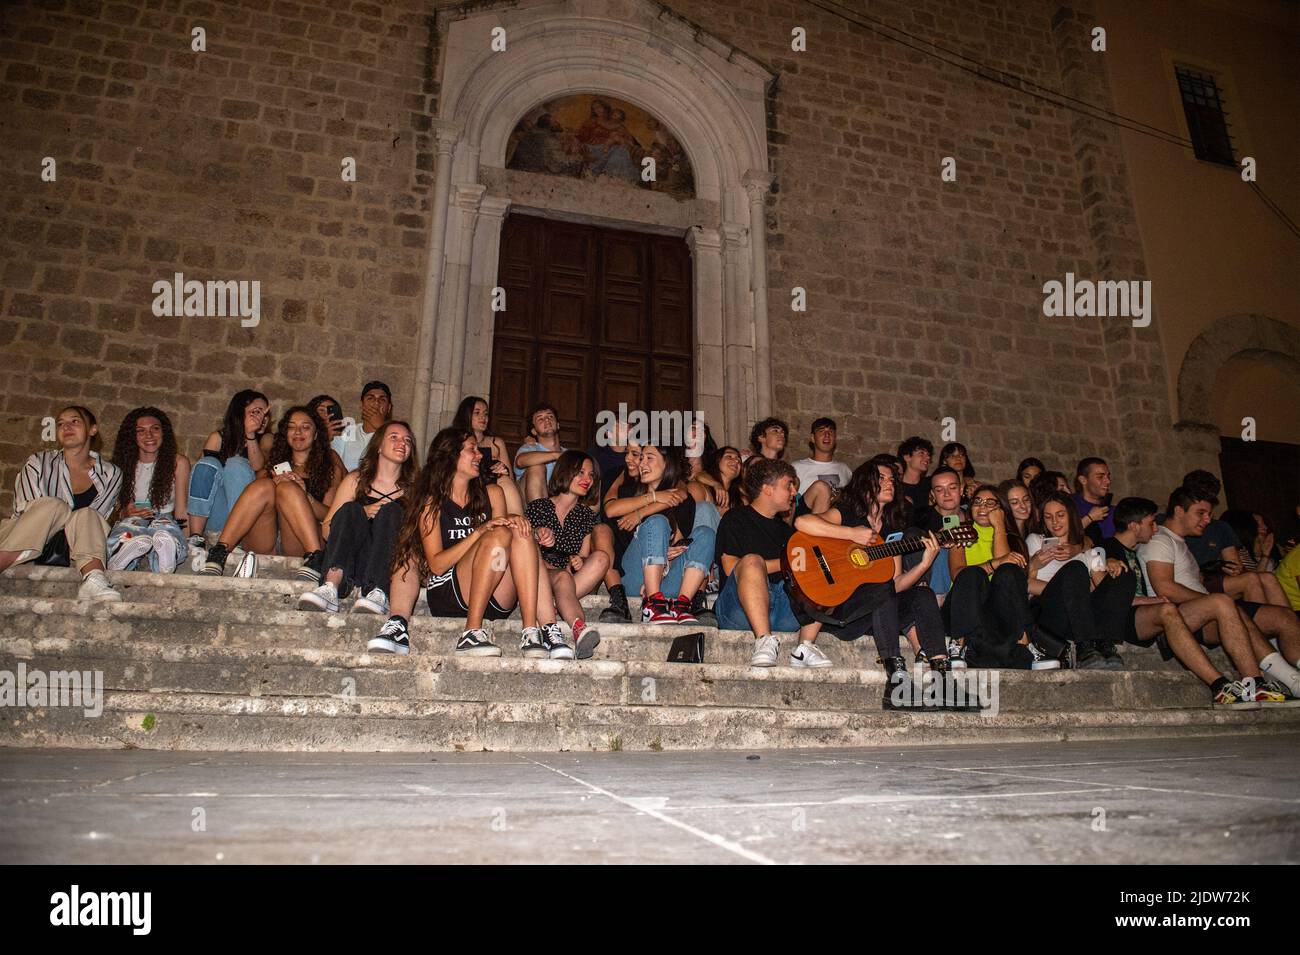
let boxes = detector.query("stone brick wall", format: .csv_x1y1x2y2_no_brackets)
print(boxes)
659,0,1189,498
0,0,436,512
1,0,1197,517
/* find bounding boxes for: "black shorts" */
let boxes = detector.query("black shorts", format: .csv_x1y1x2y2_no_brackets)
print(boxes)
425,572,513,620
1123,605,1212,663
1237,600,1265,620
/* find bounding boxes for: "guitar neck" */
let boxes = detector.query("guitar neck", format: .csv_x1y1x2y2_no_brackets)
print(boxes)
863,528,962,561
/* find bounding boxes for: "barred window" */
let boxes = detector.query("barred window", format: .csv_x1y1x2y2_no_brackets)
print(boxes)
1175,65,1236,166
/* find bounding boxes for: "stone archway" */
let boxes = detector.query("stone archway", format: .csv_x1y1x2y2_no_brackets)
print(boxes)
411,0,776,449
1173,312,1300,466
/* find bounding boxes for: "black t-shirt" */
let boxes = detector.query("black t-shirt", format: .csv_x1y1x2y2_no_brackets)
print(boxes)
899,476,930,525
1102,536,1147,597
587,444,626,502
716,505,793,583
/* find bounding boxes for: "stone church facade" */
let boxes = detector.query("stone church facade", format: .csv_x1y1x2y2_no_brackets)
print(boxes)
2,0,1293,511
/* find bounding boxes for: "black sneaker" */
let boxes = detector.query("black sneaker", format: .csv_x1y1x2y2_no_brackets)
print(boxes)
297,549,325,582
200,543,229,576
367,617,410,655
1099,642,1125,671
1078,644,1108,669
690,591,716,627
599,584,631,623
915,649,929,668
457,628,502,656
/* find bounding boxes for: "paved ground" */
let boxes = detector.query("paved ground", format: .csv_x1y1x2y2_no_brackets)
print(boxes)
1,735,1297,864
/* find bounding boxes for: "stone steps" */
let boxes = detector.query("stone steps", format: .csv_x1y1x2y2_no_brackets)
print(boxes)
4,563,1298,753
0,633,1218,712
8,689,1295,753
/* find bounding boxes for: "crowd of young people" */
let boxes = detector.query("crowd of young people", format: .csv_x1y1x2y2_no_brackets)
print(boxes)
4,394,1298,709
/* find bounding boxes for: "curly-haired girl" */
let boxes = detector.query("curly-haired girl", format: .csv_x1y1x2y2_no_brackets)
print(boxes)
106,407,191,573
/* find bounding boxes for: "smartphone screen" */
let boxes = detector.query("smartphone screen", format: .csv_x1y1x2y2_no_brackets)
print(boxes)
1042,537,1061,551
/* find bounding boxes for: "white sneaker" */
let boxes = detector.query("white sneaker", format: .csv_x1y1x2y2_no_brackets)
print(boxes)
107,534,153,571
78,571,122,603
298,582,339,613
789,641,833,668
750,634,779,667
353,588,389,615
233,550,258,579
152,533,179,574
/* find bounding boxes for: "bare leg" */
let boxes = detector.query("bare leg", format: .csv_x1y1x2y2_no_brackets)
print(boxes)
451,526,512,631
1133,602,1222,687
389,559,421,618
570,550,609,603
523,466,547,503
275,482,323,553
592,523,620,590
535,558,558,625
802,480,832,515
1177,594,1261,679
495,475,525,516
1247,603,1300,661
552,566,582,626
734,554,774,635
1222,573,1264,603
217,478,278,553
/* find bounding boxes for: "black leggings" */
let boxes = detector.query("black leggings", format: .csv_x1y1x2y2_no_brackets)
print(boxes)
1032,560,1134,649
824,583,946,661
945,564,1034,667
321,500,404,597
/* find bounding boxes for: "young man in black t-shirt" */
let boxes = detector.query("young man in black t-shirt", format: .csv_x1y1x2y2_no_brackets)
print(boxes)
896,435,932,525
714,457,822,667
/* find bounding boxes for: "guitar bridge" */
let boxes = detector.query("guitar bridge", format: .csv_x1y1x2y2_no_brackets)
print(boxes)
812,545,834,585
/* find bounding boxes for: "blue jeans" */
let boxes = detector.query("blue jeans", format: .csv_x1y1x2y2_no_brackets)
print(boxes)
619,514,716,598
714,572,801,633
187,454,256,533
107,516,188,572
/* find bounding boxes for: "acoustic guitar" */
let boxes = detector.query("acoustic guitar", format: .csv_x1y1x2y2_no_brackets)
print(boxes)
782,525,979,610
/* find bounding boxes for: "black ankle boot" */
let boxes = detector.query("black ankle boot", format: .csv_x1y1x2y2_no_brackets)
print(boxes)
599,584,631,623
690,589,716,626
882,655,911,711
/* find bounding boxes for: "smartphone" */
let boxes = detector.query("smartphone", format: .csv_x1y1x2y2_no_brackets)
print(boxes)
273,461,292,476
942,514,961,530
1041,537,1061,554
326,402,343,422
676,537,693,547
134,500,151,509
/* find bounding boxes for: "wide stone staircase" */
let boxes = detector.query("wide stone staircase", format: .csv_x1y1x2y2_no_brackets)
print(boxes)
2,555,1297,752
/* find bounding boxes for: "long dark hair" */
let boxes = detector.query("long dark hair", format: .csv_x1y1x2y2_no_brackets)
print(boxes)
939,441,975,478
268,406,333,501
706,444,741,512
840,457,906,534
451,395,495,438
633,443,685,495
1030,470,1069,512
111,407,179,517
1221,509,1265,560
1040,490,1085,548
1016,457,1045,486
216,390,269,463
354,420,419,503
391,428,489,578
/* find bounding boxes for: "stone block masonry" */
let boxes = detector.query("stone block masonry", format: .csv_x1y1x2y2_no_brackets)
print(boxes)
0,0,1193,513
0,0,438,511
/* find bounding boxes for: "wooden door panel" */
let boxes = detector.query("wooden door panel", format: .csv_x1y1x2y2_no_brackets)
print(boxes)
537,346,590,449
490,214,692,455
488,339,535,446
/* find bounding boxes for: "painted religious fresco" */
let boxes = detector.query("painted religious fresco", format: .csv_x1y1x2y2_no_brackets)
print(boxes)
505,94,695,200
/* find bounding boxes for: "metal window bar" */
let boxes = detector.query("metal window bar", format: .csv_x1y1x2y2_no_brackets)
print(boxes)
1175,65,1236,166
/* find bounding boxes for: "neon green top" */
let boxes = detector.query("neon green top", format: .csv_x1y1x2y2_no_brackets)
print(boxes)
1276,546,1300,612
963,523,996,571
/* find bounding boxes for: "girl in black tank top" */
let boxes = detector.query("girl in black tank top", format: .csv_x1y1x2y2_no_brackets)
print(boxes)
381,427,544,657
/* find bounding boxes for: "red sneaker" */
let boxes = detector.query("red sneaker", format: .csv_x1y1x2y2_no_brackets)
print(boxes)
671,595,697,623
640,592,677,624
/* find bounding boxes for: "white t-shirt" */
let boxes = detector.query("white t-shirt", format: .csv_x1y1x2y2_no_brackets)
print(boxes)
1026,533,1105,583
334,428,376,473
792,457,852,494
1139,526,1207,595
